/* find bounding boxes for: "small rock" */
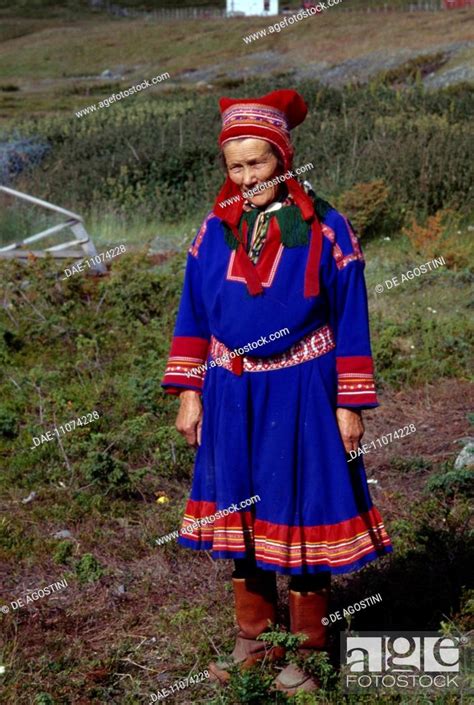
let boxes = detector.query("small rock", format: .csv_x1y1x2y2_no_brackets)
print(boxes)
21,491,37,504
100,69,123,80
454,442,474,470
53,529,73,540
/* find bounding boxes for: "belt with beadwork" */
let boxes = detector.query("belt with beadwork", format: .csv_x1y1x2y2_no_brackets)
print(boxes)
209,324,335,376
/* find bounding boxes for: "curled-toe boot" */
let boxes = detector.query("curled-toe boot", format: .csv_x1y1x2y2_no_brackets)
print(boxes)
209,574,284,684
274,586,329,696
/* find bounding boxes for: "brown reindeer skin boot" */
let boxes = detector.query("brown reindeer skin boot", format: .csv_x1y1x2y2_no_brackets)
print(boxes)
208,574,284,684
273,586,330,696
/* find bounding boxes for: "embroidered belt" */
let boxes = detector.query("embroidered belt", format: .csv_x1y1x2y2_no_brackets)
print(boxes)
209,324,335,375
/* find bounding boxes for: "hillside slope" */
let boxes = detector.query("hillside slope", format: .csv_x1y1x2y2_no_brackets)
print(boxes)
0,8,473,119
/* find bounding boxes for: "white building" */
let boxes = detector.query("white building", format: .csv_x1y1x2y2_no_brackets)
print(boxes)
227,0,279,17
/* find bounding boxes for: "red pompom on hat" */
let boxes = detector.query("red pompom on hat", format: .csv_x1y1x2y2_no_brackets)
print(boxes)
213,89,322,298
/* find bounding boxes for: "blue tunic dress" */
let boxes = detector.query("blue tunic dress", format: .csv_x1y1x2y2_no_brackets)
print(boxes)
162,203,392,575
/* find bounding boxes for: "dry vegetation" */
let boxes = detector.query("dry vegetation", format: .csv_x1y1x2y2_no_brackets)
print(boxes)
0,8,473,118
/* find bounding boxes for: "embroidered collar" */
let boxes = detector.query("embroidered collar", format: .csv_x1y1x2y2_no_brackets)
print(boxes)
224,193,310,251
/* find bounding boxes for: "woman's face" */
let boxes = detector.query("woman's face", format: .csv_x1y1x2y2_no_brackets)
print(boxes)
223,138,281,207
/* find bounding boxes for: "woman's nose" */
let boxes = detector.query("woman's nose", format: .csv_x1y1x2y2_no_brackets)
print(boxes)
242,167,258,187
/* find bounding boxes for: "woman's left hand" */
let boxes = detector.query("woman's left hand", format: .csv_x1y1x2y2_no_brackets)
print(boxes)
336,408,365,454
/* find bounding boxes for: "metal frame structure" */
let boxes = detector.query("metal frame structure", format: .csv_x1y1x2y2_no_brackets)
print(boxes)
0,185,106,273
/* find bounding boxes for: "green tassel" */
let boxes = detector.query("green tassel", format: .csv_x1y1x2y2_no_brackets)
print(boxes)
313,195,334,222
223,223,239,250
275,205,309,248
223,210,259,251
242,209,259,243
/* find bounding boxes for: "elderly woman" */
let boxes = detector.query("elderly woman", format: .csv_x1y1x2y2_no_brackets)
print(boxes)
161,89,392,695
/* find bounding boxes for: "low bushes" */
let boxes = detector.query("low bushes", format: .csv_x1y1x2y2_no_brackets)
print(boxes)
6,79,473,229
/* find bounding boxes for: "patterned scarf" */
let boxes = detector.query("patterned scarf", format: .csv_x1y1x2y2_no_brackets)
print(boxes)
223,183,333,259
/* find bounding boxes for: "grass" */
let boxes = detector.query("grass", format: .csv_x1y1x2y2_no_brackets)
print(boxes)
86,210,197,250
0,203,197,251
436,43,474,75
0,8,473,119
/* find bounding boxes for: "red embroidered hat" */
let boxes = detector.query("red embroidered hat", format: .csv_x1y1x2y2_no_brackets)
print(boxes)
218,89,308,171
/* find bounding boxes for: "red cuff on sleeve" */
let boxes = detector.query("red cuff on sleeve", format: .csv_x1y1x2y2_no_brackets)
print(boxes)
161,336,209,393
336,355,378,407
163,386,203,397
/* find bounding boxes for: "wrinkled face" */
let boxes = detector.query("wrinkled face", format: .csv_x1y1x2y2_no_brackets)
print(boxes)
223,138,281,207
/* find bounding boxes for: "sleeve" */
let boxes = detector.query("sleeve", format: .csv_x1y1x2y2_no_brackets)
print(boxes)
323,214,379,410
161,230,211,396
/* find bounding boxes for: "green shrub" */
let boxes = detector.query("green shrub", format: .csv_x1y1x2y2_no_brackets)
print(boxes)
391,457,432,474
372,312,472,388
82,448,132,494
75,553,104,584
259,626,306,656
152,426,194,480
0,517,39,561
52,540,74,565
215,667,275,705
425,467,474,499
0,406,19,439
260,628,338,691
378,53,448,86
34,695,55,705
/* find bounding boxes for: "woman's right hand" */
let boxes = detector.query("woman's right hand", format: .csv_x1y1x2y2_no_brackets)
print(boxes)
175,390,203,447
